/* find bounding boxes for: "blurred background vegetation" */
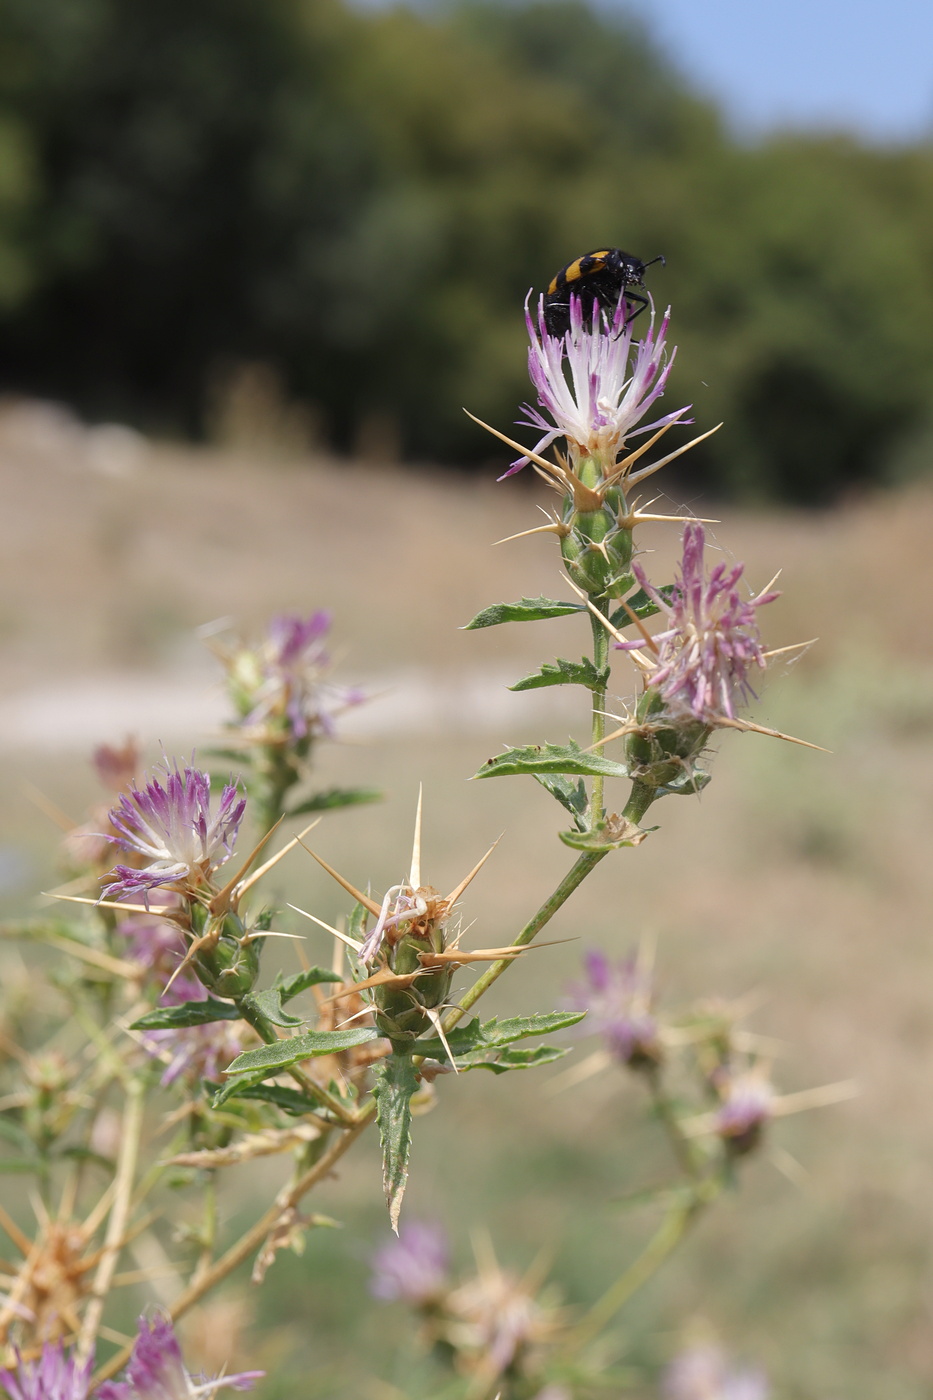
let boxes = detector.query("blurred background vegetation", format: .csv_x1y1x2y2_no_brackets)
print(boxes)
0,0,932,499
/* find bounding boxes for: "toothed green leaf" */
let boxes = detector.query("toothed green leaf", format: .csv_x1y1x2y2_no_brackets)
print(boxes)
609,583,676,629
288,787,382,816
225,1027,378,1076
510,657,610,692
414,1010,584,1067
475,740,629,781
372,1050,419,1230
131,998,242,1030
464,597,584,629
533,773,589,828
450,1043,571,1074
277,966,343,999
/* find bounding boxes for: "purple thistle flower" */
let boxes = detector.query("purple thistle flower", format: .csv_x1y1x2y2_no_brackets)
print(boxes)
714,1070,774,1153
117,911,187,988
240,611,364,742
663,1343,769,1400
96,1313,262,1399
101,759,246,904
566,949,662,1068
504,293,689,477
619,523,779,724
370,1221,450,1306
0,1342,92,1400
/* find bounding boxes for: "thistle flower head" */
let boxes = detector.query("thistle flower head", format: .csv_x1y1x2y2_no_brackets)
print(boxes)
506,293,687,479
96,1314,262,1399
622,523,779,724
0,1342,91,1400
445,1251,563,1382
663,1343,769,1400
220,611,364,744
117,909,187,987
566,949,662,1068
714,1068,775,1154
101,759,246,904
370,1221,450,1306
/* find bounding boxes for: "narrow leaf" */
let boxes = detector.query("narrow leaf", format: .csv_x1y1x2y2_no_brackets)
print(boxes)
659,770,712,797
131,999,242,1031
278,967,343,1000
510,658,610,692
210,1078,325,1116
454,1044,571,1074
240,988,305,1028
609,583,676,629
475,740,630,781
288,787,382,816
533,774,588,828
414,1010,584,1064
372,1050,420,1231
226,1027,378,1076
463,596,584,630
480,1011,586,1044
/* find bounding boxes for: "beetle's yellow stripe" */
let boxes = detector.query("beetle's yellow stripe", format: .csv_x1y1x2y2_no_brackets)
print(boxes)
548,250,611,296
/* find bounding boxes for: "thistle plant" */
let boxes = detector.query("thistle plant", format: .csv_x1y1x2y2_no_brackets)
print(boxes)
0,276,844,1398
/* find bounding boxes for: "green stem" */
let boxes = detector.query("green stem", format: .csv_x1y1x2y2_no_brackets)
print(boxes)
254,744,299,838
646,1066,704,1181
622,780,656,825
589,608,610,825
562,1184,716,1356
444,849,608,1031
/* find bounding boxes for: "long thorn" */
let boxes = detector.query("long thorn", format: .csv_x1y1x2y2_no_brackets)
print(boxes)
296,842,381,917
235,818,323,898
714,717,829,751
209,819,284,912
287,904,363,953
627,423,723,486
410,787,423,890
444,836,502,908
492,523,565,546
462,410,571,488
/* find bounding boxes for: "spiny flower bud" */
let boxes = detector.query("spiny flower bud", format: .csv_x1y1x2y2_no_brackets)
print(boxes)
624,686,711,798
190,913,262,999
558,478,635,599
366,885,456,1045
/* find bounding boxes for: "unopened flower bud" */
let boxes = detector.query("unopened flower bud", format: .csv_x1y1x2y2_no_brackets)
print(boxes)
624,687,711,797
191,914,261,999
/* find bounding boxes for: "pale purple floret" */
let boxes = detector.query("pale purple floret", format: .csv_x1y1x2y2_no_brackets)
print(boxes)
245,611,364,741
96,1314,262,1399
0,1342,92,1400
504,292,690,476
715,1072,774,1144
566,949,661,1066
663,1343,769,1400
102,760,245,903
619,523,779,724
118,912,187,987
370,1222,450,1306
359,885,428,964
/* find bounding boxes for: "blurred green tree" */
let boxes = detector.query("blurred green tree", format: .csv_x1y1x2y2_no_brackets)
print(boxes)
0,0,931,499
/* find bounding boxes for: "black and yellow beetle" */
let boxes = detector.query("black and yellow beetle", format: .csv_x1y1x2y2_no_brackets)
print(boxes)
543,247,665,338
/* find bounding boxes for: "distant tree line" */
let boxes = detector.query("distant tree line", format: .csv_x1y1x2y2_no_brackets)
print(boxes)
0,0,932,499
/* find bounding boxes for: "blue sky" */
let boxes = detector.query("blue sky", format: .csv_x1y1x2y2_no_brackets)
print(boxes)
611,0,933,143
